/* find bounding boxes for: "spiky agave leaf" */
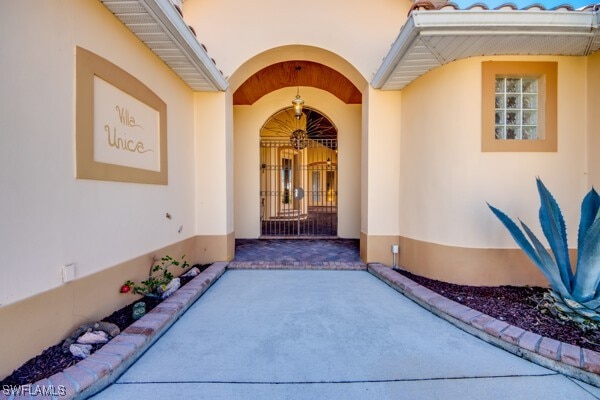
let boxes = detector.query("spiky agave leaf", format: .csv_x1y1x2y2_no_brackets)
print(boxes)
572,188,600,303
487,203,564,289
520,221,570,298
488,203,541,263
581,295,600,314
490,181,600,327
536,177,573,292
577,188,600,251
543,290,600,332
572,215,600,303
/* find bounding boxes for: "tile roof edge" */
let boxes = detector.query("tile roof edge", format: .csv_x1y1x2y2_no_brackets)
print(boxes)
416,1,599,11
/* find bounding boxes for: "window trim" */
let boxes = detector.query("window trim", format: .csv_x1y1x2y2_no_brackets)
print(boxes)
482,61,557,152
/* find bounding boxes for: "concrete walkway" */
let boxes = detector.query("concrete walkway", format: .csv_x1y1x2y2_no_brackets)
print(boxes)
91,270,600,399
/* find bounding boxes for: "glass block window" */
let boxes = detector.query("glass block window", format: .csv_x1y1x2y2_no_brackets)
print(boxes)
482,61,557,152
494,77,538,140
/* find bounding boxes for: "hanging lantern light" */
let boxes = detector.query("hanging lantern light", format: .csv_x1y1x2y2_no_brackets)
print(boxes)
292,66,304,120
292,91,304,120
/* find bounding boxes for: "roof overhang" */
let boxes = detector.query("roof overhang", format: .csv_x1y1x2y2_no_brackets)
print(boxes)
100,0,228,91
372,9,600,90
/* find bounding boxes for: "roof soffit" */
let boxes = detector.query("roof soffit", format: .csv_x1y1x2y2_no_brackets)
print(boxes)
372,9,600,90
100,0,228,91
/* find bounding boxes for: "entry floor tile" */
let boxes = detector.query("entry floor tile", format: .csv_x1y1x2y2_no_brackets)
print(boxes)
233,239,361,263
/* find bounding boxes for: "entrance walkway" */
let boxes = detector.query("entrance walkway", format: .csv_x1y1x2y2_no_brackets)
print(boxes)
91,270,599,399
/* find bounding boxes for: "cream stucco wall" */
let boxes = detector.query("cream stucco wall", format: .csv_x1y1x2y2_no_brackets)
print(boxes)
194,91,234,237
588,51,600,189
234,87,361,238
400,56,588,250
362,87,402,236
359,88,402,264
0,0,222,379
183,0,412,84
391,55,590,284
0,0,199,307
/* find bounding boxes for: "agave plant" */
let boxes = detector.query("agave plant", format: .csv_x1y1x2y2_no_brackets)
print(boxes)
488,178,600,330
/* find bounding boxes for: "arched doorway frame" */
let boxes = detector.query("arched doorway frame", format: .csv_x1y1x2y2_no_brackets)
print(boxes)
230,46,366,240
259,105,339,237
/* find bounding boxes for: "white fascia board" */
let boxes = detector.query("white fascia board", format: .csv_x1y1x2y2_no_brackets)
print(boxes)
413,10,595,32
371,9,598,89
372,17,419,89
140,0,229,91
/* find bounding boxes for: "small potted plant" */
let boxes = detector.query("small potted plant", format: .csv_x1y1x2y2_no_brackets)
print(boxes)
120,255,189,299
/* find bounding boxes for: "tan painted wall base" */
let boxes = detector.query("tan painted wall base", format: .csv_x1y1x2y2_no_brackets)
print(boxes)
361,234,573,288
194,232,235,264
0,234,233,380
360,232,401,267
397,236,552,287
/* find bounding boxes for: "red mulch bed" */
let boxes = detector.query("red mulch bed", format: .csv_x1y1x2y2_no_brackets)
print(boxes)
0,264,209,387
394,268,600,353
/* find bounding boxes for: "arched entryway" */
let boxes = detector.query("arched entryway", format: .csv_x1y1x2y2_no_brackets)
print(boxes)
231,47,365,241
260,106,338,237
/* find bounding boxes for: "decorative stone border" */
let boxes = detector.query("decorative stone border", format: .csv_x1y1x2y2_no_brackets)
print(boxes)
0,262,227,400
368,263,600,388
228,261,366,270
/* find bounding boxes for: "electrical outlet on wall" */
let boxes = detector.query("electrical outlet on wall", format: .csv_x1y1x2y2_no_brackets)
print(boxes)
62,263,75,283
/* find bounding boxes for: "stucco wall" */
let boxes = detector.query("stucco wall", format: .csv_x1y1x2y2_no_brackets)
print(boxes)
363,88,402,236
400,55,588,248
0,0,200,307
234,87,361,238
359,88,402,265
183,0,412,83
0,0,215,379
588,51,600,189
194,91,235,237
397,55,589,282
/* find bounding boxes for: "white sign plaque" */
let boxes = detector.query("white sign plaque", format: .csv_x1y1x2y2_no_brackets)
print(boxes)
93,76,161,172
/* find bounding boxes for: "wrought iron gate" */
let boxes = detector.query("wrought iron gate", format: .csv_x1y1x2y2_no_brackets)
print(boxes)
260,137,337,237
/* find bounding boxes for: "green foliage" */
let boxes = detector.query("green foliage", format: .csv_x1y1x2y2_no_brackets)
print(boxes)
488,178,600,331
121,255,189,297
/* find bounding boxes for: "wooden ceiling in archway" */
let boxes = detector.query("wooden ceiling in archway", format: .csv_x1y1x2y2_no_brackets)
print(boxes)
233,61,362,105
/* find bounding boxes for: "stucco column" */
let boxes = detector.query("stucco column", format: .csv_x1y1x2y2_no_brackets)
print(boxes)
194,91,235,262
360,86,402,265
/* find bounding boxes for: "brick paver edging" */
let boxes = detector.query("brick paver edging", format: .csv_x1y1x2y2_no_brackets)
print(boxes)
227,261,366,270
368,263,600,388
0,262,228,400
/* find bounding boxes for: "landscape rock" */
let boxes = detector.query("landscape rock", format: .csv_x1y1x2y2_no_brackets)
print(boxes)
77,330,109,345
159,278,181,299
62,321,120,353
69,343,92,359
181,267,200,278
